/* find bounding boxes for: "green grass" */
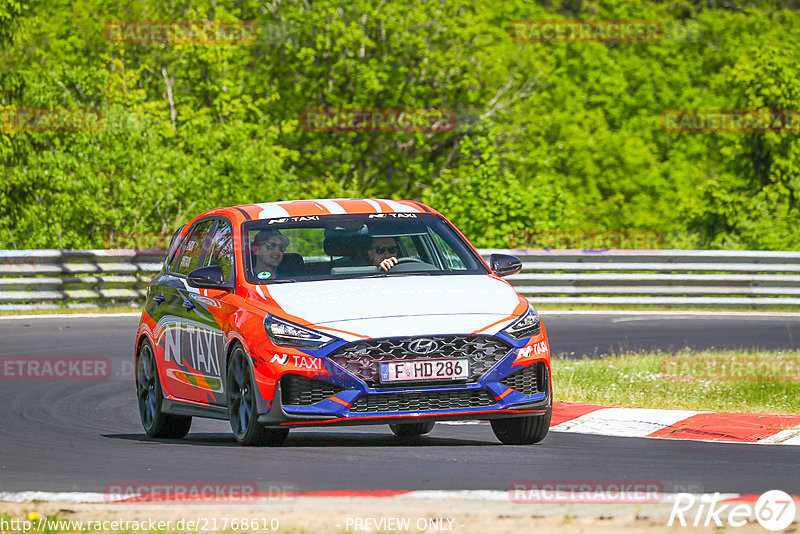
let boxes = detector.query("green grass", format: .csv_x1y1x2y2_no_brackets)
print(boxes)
552,349,800,414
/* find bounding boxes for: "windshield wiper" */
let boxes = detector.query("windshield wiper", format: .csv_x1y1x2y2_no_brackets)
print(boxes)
359,272,433,278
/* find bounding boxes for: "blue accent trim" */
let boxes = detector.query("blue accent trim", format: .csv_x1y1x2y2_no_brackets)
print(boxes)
281,382,547,419
494,330,531,348
275,332,549,419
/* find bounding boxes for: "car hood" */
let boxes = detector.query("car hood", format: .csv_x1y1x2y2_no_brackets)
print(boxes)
266,275,523,339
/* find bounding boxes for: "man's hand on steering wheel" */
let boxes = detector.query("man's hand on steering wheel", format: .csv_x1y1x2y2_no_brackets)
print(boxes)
379,257,398,271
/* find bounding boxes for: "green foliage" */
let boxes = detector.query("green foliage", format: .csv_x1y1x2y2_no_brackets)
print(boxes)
0,106,297,248
0,0,25,48
702,44,800,249
0,0,799,249
422,132,567,247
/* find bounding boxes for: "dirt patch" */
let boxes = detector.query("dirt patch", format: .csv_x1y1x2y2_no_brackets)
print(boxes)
0,497,776,533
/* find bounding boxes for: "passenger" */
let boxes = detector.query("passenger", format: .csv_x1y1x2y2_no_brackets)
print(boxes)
252,229,289,280
368,237,400,272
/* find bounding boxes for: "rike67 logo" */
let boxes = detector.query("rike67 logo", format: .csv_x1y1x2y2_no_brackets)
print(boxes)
669,490,796,531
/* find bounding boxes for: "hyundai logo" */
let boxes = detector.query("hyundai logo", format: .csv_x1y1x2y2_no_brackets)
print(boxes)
408,338,439,354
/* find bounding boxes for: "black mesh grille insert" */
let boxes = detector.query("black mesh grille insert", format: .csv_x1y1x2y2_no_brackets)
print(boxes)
350,389,495,413
281,374,345,406
329,335,512,386
500,363,542,396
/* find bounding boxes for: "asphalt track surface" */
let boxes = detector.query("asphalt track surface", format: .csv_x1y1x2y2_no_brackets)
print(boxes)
1,312,799,495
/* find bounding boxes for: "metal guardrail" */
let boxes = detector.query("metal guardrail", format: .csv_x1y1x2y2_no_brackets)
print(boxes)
0,250,164,311
482,249,800,307
1,249,799,310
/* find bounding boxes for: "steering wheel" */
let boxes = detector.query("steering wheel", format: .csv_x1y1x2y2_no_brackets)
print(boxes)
395,257,424,264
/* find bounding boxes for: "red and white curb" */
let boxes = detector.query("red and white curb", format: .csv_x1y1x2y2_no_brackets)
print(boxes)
442,402,800,445
548,402,800,445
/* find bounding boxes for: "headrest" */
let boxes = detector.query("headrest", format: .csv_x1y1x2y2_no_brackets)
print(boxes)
323,235,371,256
279,253,304,267
277,253,304,276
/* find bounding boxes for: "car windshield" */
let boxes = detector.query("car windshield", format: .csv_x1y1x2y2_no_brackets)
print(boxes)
242,213,489,283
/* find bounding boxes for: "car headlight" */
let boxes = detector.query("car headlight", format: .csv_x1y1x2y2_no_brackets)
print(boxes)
264,316,336,349
501,305,541,339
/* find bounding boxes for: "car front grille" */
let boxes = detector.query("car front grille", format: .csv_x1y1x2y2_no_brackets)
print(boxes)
500,362,545,396
329,335,512,386
350,389,496,413
281,374,345,406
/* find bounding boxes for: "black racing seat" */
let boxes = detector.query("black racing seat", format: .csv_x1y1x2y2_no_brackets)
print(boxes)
277,253,305,277
323,235,371,267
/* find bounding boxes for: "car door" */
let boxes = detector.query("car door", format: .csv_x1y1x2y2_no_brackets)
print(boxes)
158,219,216,404
179,218,236,406
145,226,186,394
144,224,183,334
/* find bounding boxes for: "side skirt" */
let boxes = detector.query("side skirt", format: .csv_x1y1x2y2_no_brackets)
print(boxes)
162,399,229,420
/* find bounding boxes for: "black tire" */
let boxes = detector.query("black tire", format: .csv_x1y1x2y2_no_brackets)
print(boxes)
389,421,435,437
227,346,289,446
490,406,551,445
136,339,192,439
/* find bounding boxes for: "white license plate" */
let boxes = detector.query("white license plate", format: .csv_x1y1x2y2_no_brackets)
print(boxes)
380,359,469,383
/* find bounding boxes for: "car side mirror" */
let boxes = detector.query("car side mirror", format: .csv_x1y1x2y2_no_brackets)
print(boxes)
490,254,522,277
187,265,233,290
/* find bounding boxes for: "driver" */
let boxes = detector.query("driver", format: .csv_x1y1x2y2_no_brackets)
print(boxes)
367,236,400,272
252,229,289,280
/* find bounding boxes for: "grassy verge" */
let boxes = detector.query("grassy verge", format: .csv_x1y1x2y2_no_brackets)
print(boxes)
552,349,800,414
0,506,677,534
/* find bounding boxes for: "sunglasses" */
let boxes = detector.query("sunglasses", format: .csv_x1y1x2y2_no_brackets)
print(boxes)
260,241,287,252
372,246,398,255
